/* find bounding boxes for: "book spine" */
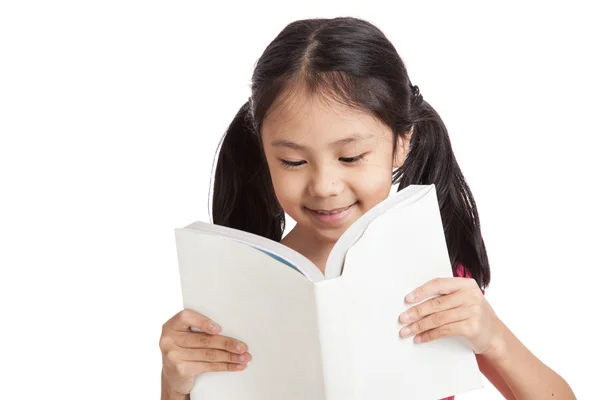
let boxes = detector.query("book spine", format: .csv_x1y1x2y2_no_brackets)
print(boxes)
314,278,356,400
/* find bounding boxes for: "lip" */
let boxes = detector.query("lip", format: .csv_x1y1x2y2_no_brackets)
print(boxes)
305,202,357,225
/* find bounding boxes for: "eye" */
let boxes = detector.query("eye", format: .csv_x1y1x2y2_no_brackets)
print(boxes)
339,154,366,164
280,159,306,169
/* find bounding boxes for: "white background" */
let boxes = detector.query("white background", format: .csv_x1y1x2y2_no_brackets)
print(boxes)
1,1,598,398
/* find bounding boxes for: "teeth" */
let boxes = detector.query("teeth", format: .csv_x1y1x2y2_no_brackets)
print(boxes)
316,207,347,215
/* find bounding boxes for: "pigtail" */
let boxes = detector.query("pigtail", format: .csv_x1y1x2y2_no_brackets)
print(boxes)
394,87,491,288
206,17,491,287
211,101,285,241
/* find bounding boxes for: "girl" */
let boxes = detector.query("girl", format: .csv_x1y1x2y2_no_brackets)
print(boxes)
160,17,574,399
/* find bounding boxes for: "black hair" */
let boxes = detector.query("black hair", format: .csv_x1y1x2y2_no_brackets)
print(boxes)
211,17,491,288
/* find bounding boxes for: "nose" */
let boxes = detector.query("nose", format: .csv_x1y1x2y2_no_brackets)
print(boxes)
308,163,344,198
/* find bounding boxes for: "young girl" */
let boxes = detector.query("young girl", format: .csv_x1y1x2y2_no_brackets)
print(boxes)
160,17,574,399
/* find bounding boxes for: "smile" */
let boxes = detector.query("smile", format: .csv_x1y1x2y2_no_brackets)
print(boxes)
305,202,358,225
310,204,354,214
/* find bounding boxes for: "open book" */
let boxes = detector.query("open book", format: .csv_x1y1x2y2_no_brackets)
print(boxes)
174,184,482,400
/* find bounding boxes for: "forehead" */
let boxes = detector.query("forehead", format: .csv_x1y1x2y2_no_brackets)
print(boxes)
261,88,390,145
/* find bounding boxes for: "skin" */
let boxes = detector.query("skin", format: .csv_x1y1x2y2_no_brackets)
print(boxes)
160,85,576,399
261,87,408,271
261,86,575,399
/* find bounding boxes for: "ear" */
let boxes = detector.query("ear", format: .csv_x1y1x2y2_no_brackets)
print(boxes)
392,128,412,169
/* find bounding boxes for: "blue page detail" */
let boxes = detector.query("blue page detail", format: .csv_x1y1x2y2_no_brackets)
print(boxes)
256,248,302,274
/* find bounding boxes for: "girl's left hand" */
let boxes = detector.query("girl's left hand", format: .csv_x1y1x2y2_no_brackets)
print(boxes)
398,277,501,355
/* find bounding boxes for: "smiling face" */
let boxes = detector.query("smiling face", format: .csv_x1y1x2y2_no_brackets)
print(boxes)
261,86,410,244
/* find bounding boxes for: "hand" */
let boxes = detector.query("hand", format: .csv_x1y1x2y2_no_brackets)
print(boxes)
159,309,252,395
397,277,501,356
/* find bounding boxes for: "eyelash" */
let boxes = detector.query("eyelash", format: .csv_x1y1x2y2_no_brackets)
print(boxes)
280,154,366,169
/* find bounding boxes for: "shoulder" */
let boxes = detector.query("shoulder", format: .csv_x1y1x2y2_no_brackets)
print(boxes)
454,262,485,294
454,262,471,278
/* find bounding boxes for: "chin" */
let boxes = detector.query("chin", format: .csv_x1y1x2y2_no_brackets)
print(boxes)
304,218,358,244
312,227,344,244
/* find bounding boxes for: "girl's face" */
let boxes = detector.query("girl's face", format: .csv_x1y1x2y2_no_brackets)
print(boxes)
261,89,409,244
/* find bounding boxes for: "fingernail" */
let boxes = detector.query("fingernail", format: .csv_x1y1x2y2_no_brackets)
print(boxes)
406,292,416,302
236,343,244,352
209,322,220,333
400,327,411,337
399,312,410,323
414,335,422,344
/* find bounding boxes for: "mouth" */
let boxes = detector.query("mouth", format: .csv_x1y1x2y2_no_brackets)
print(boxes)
309,205,354,214
305,202,358,225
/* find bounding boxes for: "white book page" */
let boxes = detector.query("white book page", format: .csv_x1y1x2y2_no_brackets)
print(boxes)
325,184,432,279
314,277,356,400
183,221,324,282
340,188,483,399
175,230,326,400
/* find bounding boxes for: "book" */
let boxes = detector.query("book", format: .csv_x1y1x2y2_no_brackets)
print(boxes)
174,184,483,400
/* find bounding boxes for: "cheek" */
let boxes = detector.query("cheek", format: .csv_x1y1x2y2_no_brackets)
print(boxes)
268,167,304,211
353,164,393,206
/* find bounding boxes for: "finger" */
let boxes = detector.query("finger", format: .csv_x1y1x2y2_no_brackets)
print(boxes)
399,291,464,324
399,307,470,338
174,331,248,354
203,362,248,373
166,309,221,334
413,320,467,344
175,347,252,364
175,361,247,377
405,277,477,304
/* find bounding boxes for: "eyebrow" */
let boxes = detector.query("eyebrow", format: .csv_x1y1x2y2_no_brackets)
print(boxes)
270,133,375,150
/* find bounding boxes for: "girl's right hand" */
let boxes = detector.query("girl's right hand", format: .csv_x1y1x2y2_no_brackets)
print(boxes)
159,309,252,396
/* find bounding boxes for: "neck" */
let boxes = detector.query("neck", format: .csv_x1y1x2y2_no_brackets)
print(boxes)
280,225,335,276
